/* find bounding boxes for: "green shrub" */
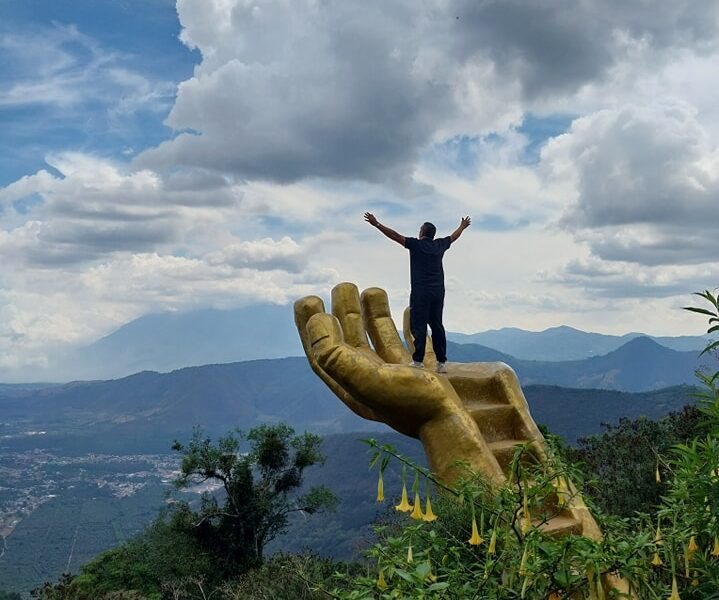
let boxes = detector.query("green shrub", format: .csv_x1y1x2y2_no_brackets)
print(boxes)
566,405,706,517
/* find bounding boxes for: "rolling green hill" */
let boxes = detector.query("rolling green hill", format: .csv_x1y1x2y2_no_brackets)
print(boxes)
0,341,703,456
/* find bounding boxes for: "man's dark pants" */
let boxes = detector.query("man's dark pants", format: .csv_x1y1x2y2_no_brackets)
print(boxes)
409,288,447,363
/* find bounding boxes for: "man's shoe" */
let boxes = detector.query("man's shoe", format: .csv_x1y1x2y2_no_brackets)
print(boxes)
436,362,447,374
409,361,424,369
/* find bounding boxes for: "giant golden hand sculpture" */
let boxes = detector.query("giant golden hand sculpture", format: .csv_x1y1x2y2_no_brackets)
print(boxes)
295,282,632,595
294,282,600,537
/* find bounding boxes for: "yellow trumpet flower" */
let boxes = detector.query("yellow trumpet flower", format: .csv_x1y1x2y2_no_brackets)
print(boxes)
469,514,483,546
712,537,719,557
395,482,412,512
377,569,388,590
556,476,568,508
423,496,438,522
585,568,598,600
596,570,605,600
655,523,663,546
488,529,497,555
376,470,384,503
410,491,424,520
407,544,413,563
521,514,532,535
521,574,531,598
519,545,529,576
655,463,661,484
688,535,698,556
425,563,437,583
669,575,681,600
521,490,532,534
651,552,663,566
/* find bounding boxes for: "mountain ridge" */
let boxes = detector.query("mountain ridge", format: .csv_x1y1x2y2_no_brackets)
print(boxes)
445,336,704,393
0,342,704,454
2,302,710,382
447,325,709,361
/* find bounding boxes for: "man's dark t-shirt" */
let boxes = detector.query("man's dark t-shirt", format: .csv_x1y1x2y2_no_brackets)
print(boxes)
404,236,452,290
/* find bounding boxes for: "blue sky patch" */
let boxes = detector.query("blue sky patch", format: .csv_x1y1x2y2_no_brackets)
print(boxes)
424,135,482,177
517,113,575,164
0,0,199,186
12,193,45,215
474,213,530,231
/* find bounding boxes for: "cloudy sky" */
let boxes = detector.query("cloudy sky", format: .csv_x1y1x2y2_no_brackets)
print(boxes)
1,0,718,373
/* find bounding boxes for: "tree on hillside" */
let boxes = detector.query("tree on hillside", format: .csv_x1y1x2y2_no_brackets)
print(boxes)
31,425,339,599
172,424,338,573
566,404,706,516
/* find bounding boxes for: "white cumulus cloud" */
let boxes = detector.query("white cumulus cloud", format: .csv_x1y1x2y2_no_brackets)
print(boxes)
544,103,719,266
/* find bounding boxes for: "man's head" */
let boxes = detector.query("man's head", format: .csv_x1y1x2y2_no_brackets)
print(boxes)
419,222,436,239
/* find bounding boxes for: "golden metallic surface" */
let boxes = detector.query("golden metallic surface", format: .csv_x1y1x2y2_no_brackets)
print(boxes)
294,282,632,595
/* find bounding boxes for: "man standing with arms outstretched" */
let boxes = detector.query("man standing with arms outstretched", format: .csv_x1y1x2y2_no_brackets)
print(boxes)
363,212,471,373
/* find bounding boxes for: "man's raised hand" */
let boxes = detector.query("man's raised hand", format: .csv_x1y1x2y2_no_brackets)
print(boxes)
450,216,471,242
364,212,378,227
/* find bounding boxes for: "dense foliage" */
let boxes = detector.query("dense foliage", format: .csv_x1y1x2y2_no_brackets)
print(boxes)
567,405,706,516
229,553,363,599
31,508,215,599
327,289,719,599
331,439,653,598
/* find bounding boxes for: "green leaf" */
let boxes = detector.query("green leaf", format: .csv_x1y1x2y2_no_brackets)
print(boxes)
695,290,719,309
554,568,570,587
683,306,716,317
415,562,431,579
428,582,450,591
393,568,414,583
699,340,719,357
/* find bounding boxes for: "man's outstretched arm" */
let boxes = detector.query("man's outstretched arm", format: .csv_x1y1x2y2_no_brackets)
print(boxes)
450,216,471,242
364,212,406,246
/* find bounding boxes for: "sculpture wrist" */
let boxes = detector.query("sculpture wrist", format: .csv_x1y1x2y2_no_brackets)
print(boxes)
418,413,505,486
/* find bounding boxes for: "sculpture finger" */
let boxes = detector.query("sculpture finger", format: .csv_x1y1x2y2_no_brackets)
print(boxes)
307,313,443,419
360,287,411,364
402,306,437,368
331,282,381,363
294,295,380,422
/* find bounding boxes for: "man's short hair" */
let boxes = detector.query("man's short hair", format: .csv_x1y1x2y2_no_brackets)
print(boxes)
421,222,437,239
